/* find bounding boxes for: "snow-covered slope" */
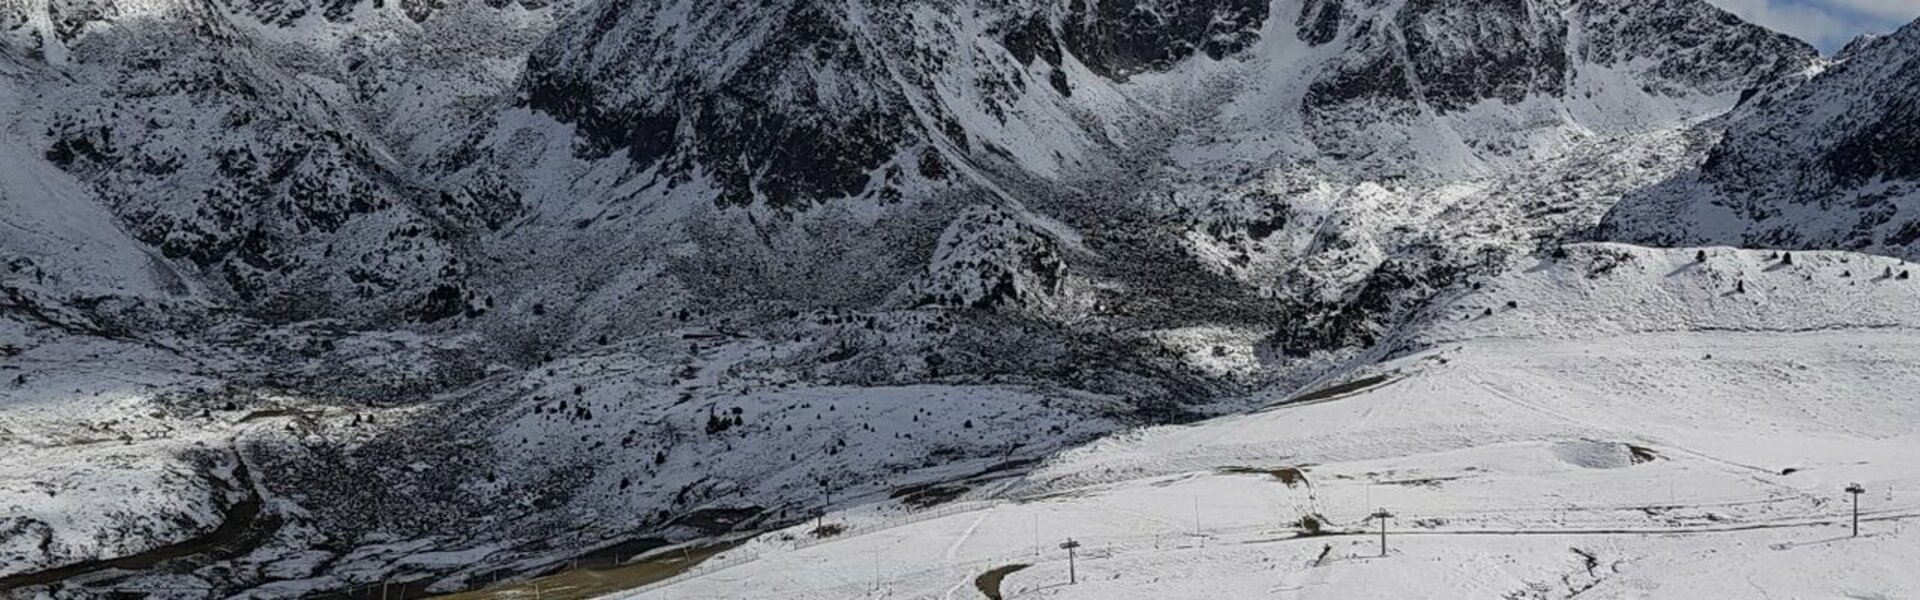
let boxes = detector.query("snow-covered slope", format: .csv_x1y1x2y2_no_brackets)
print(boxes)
1601,18,1920,258
635,244,1920,599
5,0,1903,597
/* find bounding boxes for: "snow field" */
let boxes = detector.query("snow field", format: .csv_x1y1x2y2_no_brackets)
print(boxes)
632,245,1920,598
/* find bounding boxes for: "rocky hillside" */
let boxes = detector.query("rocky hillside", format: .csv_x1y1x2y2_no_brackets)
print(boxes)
1601,19,1920,258
434,0,1819,366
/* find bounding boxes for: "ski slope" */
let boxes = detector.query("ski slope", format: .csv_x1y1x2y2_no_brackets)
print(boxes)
619,244,1920,599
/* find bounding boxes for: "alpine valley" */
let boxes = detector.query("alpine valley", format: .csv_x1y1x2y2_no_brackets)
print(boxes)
3,0,1920,598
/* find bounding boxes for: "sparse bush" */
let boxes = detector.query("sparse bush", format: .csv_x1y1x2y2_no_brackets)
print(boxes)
1299,515,1323,535
810,523,846,538
705,413,732,435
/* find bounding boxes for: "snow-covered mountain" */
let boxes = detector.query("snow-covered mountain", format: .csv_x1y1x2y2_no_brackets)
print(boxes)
434,0,1819,363
1601,18,1920,258
6,0,1914,597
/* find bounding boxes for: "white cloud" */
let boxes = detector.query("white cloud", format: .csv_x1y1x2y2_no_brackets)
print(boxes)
1707,0,1920,50
1823,0,1920,21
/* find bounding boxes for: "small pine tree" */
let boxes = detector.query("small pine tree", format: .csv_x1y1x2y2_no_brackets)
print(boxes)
963,419,974,429
1696,250,1707,263
1902,270,1913,281
654,450,667,465
1736,280,1746,294
1781,252,1793,265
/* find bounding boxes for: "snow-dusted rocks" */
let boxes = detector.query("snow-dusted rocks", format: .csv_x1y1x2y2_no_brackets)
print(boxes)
900,205,1086,316
1602,19,1920,258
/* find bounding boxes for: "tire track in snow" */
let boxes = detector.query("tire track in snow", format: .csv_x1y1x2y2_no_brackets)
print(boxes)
938,512,989,600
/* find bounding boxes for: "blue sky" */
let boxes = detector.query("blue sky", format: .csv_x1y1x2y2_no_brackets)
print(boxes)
1708,0,1920,51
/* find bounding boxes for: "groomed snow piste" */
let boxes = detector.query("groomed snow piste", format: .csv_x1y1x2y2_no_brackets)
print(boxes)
619,244,1920,599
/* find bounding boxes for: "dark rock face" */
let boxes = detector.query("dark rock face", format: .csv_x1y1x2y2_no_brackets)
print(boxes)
1297,0,1344,46
1573,0,1815,95
1397,0,1567,111
1054,0,1268,81
15,0,474,323
519,0,1272,210
1824,95,1920,186
522,0,916,209
214,0,543,25
219,0,364,25
1304,0,1808,115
